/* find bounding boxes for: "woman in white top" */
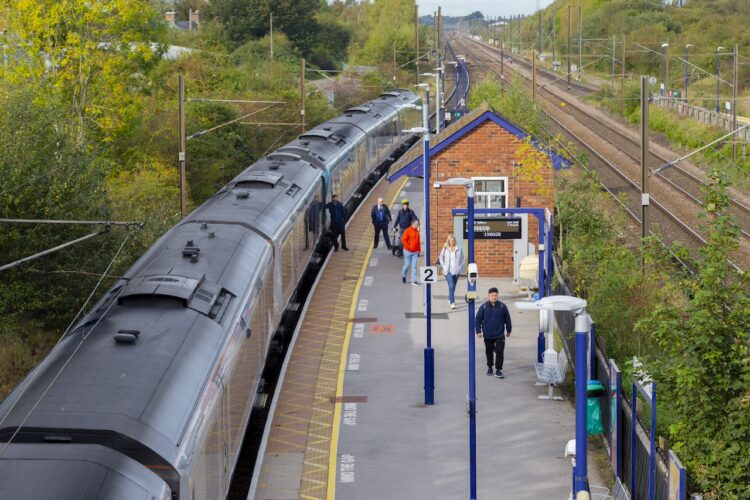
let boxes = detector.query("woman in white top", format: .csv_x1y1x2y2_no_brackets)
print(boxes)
438,234,465,309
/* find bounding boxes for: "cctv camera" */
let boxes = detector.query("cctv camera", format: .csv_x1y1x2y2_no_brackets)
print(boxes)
467,263,479,286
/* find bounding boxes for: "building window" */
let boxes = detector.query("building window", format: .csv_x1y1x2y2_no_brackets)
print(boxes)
472,177,508,209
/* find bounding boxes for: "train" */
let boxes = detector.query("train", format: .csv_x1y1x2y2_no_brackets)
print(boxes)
0,89,421,499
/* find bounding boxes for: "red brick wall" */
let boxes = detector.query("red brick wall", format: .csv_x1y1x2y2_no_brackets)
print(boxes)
428,120,554,277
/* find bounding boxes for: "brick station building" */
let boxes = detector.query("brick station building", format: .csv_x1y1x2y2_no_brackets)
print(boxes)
387,102,568,278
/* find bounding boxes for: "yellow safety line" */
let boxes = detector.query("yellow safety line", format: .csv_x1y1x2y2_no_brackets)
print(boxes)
326,177,408,499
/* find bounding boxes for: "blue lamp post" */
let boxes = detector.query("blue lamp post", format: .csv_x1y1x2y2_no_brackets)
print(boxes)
405,81,434,405
420,82,434,405
516,296,590,496
434,177,477,500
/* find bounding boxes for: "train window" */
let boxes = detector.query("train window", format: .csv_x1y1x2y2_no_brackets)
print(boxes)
280,230,295,302
472,177,508,209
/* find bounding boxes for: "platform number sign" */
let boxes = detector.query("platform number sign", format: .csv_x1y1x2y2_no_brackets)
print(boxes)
420,266,438,284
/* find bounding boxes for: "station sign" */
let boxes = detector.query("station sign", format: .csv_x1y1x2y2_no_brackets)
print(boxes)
462,217,522,240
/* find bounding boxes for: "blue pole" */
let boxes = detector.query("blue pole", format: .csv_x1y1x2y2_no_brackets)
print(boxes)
630,383,637,497
441,68,445,129
574,314,589,494
424,87,434,406
589,322,596,381
467,187,477,500
455,63,460,114
537,213,545,298
463,61,468,114
649,383,657,500
546,213,553,297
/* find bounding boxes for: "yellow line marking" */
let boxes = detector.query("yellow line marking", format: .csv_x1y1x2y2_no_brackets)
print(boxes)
326,177,408,499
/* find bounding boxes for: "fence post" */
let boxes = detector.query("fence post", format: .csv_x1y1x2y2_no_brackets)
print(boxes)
609,360,622,479
668,450,687,500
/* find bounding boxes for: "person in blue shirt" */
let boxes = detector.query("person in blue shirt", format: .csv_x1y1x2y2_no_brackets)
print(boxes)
475,287,512,378
370,197,392,250
326,194,348,251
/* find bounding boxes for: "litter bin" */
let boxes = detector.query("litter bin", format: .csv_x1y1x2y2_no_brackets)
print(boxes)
586,380,605,435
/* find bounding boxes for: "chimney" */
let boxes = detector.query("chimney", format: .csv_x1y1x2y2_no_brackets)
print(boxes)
165,11,176,25
189,9,200,29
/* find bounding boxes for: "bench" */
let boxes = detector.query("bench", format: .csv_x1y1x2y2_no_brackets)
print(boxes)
534,347,568,401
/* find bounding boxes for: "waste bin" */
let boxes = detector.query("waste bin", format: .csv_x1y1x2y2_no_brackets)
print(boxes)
586,380,605,435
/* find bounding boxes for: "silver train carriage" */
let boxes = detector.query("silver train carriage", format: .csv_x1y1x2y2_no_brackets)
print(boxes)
0,90,420,500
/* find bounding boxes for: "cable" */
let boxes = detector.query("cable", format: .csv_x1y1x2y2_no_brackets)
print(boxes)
0,232,132,458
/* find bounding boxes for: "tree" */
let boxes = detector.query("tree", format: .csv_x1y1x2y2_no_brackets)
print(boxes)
1,0,166,144
205,0,324,54
638,172,750,497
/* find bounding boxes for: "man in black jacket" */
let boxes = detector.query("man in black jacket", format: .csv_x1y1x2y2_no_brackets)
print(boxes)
370,197,392,249
326,194,348,251
475,287,512,378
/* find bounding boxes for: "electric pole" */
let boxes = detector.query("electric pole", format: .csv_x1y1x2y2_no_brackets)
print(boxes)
567,4,572,91
415,4,420,85
179,74,186,218
733,44,738,162
300,58,306,133
641,76,650,245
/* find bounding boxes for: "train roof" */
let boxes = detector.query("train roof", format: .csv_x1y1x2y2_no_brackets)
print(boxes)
0,443,170,500
189,156,322,241
0,223,272,468
279,89,418,165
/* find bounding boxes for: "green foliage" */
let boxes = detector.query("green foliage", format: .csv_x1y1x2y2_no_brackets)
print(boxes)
346,0,422,69
2,0,167,143
0,86,121,329
555,172,679,361
204,0,325,56
467,75,548,137
637,172,750,498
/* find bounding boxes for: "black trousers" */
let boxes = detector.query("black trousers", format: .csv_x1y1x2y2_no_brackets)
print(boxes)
484,337,505,370
331,223,347,249
373,222,391,248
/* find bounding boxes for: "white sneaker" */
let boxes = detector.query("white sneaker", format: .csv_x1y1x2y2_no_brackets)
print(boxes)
450,303,456,309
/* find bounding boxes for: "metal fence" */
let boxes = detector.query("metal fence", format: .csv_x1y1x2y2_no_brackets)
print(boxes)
551,259,684,500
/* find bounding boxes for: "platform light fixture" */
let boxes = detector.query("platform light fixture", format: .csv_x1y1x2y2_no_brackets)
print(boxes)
716,46,726,113
516,296,591,496
659,42,669,97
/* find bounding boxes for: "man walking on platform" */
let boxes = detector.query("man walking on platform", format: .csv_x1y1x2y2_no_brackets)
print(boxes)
370,197,392,250
393,199,416,256
326,194,348,251
475,287,512,378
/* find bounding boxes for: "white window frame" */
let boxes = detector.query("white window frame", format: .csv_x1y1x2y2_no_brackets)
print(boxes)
472,176,508,209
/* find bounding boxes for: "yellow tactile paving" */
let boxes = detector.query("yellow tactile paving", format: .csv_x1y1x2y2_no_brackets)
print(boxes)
257,176,406,500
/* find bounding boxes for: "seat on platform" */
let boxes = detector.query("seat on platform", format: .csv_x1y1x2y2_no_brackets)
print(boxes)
534,348,568,401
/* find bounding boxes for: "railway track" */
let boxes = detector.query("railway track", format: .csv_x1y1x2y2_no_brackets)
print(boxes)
451,35,750,269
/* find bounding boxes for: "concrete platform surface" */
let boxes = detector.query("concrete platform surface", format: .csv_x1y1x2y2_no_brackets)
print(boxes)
252,182,604,500
331,186,603,499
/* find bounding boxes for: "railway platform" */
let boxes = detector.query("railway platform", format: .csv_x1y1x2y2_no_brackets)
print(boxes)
250,177,605,499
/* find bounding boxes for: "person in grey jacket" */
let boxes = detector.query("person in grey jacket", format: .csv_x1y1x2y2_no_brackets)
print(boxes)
438,234,465,309
475,287,512,378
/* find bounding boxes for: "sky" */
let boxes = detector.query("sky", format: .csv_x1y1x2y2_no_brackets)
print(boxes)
417,0,556,18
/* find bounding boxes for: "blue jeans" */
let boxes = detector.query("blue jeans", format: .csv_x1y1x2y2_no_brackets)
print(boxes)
445,273,459,304
402,249,419,283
